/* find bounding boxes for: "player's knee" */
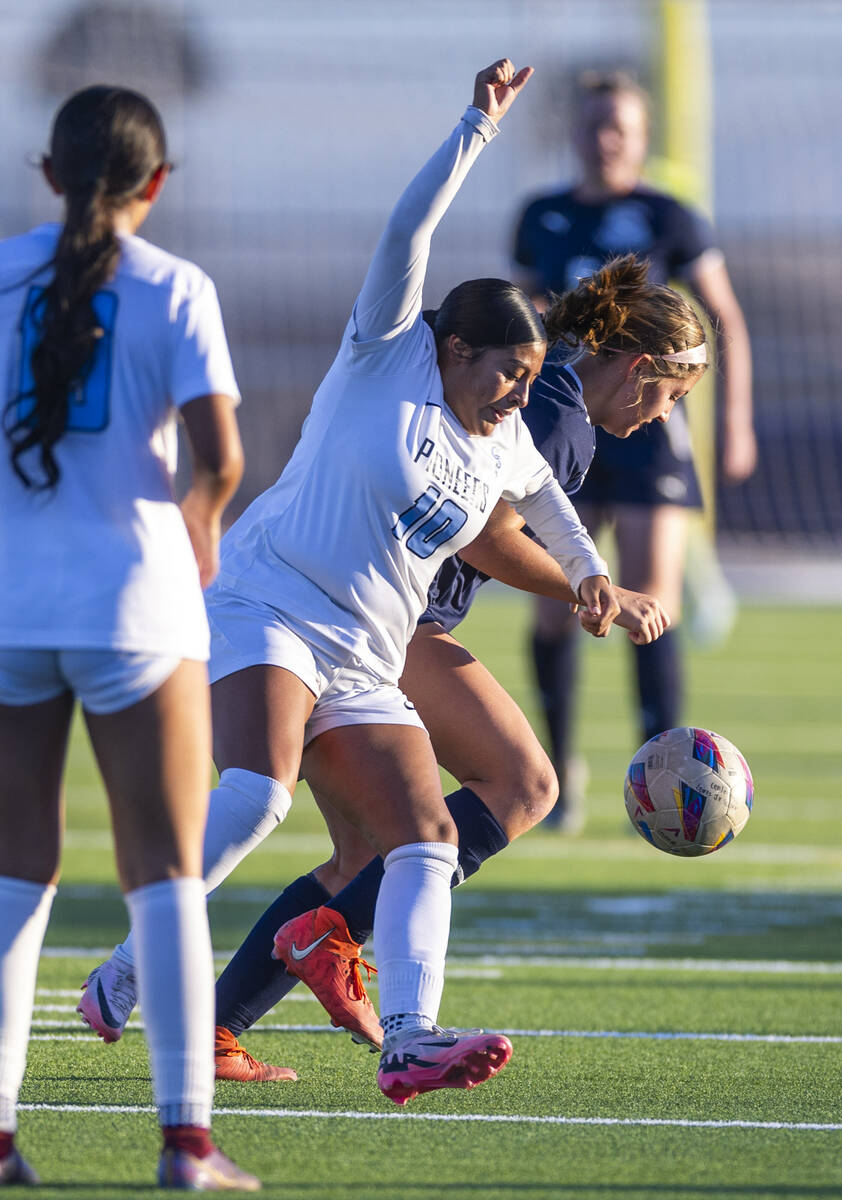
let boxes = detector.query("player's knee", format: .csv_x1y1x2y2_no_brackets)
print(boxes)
520,757,559,830
493,747,559,838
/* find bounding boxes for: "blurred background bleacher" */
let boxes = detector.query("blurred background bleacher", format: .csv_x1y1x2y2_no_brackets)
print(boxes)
0,0,839,593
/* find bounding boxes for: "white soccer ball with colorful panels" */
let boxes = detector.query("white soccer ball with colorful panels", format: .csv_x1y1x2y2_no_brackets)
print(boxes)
624,727,754,856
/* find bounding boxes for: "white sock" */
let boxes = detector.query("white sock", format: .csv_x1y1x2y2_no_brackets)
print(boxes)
116,769,292,970
126,877,214,1128
374,842,458,1029
0,877,55,1132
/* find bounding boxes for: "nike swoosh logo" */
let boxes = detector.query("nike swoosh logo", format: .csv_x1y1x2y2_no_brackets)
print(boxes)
289,926,335,961
96,979,118,1030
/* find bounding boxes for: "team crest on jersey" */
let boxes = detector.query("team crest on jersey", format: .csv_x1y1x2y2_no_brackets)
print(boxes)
593,202,653,254
491,447,503,473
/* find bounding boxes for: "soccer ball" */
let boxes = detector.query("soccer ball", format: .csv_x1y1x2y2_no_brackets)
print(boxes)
624,727,753,857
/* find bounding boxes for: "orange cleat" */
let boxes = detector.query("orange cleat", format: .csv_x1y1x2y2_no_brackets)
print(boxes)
272,905,383,1050
214,1026,298,1083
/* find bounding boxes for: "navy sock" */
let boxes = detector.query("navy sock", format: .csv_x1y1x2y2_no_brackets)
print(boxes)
214,871,330,1037
633,628,682,743
330,787,509,944
530,631,578,769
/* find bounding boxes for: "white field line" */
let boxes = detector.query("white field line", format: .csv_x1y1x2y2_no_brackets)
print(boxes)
38,947,842,975
28,1020,842,1045
15,1102,842,1132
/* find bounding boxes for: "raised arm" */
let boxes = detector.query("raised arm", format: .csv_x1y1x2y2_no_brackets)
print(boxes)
353,60,533,344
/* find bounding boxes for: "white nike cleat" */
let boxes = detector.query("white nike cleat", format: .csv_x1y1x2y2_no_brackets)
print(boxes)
77,957,137,1043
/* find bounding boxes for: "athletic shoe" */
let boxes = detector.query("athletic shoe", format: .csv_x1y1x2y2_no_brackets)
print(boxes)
272,905,383,1050
76,958,137,1043
0,1148,40,1186
214,1026,298,1083
158,1145,261,1191
377,1026,513,1106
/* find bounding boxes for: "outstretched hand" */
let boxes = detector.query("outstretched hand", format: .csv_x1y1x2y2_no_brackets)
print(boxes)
473,59,533,124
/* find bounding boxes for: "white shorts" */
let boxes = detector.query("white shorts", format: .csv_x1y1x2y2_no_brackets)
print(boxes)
207,593,425,746
0,648,182,715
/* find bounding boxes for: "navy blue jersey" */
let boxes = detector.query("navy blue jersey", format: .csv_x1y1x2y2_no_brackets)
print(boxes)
513,184,707,514
421,356,594,633
512,185,715,293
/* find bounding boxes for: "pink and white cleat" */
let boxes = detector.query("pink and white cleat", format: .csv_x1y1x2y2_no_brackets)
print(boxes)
377,1026,513,1106
76,959,137,1043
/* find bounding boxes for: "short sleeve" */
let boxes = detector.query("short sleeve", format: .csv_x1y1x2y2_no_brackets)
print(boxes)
665,198,718,276
169,274,240,409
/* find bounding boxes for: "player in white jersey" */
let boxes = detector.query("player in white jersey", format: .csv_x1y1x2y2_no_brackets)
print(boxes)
81,59,613,1105
200,257,707,1074
0,86,257,1190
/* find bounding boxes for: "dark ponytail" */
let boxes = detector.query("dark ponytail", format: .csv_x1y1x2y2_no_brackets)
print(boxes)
5,86,167,488
431,278,546,353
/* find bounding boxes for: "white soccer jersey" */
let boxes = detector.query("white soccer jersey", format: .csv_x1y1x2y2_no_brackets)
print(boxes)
0,224,240,660
215,107,606,686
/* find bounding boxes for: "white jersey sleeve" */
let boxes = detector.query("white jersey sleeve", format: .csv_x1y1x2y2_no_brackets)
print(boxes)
345,106,499,374
169,273,240,408
501,416,609,595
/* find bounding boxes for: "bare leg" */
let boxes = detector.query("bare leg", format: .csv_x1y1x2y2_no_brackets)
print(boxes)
0,692,73,884
0,694,72,1146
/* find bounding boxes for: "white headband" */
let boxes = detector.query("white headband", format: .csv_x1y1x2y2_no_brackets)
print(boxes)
658,344,707,365
597,342,708,365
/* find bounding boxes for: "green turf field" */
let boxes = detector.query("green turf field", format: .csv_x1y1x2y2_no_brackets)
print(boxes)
18,595,842,1198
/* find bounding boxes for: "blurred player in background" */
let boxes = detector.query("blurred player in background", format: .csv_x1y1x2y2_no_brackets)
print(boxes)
513,71,755,830
0,86,256,1190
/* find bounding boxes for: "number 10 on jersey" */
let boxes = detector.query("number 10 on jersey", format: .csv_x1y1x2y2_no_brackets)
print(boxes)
393,485,468,559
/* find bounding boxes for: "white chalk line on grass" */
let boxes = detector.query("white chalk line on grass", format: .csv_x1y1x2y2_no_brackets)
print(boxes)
15,1102,842,1133
39,947,842,975
28,1019,842,1046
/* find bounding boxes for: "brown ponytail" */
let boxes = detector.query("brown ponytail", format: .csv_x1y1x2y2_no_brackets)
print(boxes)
544,254,707,391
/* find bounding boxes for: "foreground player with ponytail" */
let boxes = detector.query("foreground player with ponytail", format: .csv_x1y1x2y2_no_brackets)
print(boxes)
0,87,255,1189
205,255,708,1066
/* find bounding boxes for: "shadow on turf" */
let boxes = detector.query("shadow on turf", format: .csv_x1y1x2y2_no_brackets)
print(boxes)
220,1187,842,1197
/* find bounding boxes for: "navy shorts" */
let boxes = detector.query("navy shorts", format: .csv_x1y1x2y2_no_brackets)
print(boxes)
575,405,703,510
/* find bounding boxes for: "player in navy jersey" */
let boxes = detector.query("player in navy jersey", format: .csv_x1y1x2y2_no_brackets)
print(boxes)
513,71,755,829
198,256,708,1077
